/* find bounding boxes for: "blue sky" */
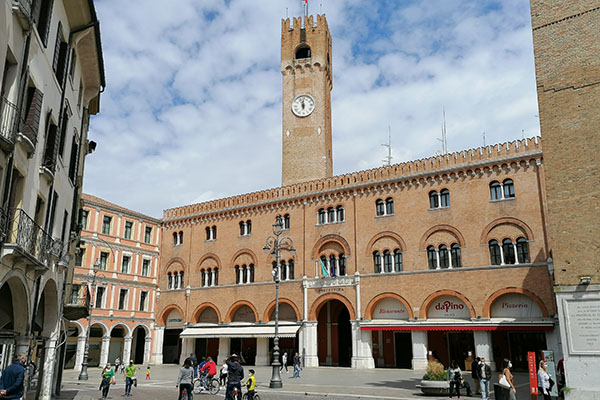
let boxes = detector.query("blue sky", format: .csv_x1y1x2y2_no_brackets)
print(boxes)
85,0,539,218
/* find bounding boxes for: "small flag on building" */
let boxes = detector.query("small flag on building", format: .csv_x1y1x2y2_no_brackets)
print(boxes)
320,259,328,278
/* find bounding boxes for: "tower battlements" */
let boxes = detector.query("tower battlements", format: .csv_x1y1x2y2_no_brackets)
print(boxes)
281,14,329,33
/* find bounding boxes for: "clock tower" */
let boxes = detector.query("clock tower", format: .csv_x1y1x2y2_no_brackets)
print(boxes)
281,14,333,186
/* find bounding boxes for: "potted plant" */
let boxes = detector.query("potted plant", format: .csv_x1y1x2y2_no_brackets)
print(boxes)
417,360,449,395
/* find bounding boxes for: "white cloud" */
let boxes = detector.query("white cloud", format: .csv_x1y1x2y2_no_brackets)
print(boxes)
84,0,540,217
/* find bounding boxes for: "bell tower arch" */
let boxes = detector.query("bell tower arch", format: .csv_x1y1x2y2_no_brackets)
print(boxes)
281,14,333,186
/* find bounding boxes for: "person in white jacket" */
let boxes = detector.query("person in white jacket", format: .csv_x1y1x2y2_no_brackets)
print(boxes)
537,360,551,400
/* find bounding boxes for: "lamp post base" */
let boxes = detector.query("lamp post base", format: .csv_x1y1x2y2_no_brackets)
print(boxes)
78,362,89,380
269,362,283,388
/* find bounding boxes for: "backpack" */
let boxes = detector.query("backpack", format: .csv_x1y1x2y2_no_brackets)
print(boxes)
453,370,461,382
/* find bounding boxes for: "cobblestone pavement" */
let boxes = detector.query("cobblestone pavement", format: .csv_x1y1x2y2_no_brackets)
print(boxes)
58,364,534,400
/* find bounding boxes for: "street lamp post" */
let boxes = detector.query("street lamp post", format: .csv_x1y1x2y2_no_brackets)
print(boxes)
78,266,106,380
263,215,295,389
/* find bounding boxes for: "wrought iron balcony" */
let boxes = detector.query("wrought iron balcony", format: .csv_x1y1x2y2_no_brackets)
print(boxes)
0,95,18,151
64,286,90,320
4,208,58,270
12,0,34,29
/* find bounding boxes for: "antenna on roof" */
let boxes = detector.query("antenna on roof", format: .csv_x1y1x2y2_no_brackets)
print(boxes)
286,7,288,18
482,131,486,146
382,126,393,166
320,3,323,13
437,107,448,155
521,129,525,139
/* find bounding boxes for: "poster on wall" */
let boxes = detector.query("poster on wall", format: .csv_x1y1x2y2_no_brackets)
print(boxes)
490,293,543,318
427,295,470,319
372,298,409,320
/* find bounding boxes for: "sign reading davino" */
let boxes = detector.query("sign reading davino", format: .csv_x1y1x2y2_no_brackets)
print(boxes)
490,293,542,318
373,298,409,320
427,295,470,319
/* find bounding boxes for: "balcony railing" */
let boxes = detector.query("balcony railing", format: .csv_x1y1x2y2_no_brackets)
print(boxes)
5,208,58,269
64,289,90,320
0,96,18,149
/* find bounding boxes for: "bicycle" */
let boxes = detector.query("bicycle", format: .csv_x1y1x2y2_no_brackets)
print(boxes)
192,374,220,395
242,389,260,400
179,386,192,400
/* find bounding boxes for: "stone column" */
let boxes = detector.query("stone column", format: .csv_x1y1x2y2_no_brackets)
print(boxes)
474,331,496,371
181,337,194,360
377,331,385,366
255,338,269,366
39,329,60,400
217,338,230,365
74,335,86,371
301,321,319,367
100,335,111,367
123,336,133,363
144,337,152,364
411,330,428,370
350,321,375,369
152,326,164,365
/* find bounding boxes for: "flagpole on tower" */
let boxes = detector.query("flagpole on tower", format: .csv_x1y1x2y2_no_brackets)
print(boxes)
304,0,308,21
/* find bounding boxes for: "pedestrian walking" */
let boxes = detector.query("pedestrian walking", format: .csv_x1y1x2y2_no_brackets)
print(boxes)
477,356,492,400
176,358,194,400
99,363,115,400
448,360,463,400
224,354,244,400
280,352,288,373
292,352,301,378
501,359,517,400
538,360,552,400
219,360,228,388
146,365,151,380
471,357,481,395
185,353,198,378
0,352,26,400
124,359,136,397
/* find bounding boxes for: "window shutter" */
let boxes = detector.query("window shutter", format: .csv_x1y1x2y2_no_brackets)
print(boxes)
57,42,69,86
68,134,80,182
58,107,68,156
21,87,43,146
52,22,61,73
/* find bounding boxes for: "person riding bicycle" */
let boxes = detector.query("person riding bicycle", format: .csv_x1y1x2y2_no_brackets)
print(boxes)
199,357,217,388
224,354,244,400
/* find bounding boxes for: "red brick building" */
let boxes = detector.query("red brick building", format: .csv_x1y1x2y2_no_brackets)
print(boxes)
153,14,558,371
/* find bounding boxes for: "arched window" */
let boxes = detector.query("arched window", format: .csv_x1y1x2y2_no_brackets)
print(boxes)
211,226,217,240
235,266,240,284
489,240,501,265
440,189,450,207
320,256,328,276
503,179,515,198
201,269,206,287
283,214,290,230
516,237,529,263
385,197,394,215
173,232,178,245
490,181,502,200
439,245,449,268
336,206,345,222
239,221,246,236
373,251,381,273
502,238,515,264
383,250,392,273
393,249,402,272
327,207,336,223
427,246,437,269
329,254,337,277
242,265,248,284
214,268,219,286
288,260,294,279
246,220,252,235
339,255,346,276
451,244,462,268
280,260,287,281
205,227,211,240
173,272,179,289
206,268,212,287
295,45,311,59
429,191,439,209
179,271,184,288
178,231,183,244
168,272,172,289
249,264,255,283
375,199,385,216
318,208,326,225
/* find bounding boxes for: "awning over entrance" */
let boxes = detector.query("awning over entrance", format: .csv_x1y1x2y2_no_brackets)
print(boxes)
359,318,554,331
180,324,301,339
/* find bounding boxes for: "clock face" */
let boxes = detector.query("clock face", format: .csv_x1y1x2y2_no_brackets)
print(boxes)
291,94,315,117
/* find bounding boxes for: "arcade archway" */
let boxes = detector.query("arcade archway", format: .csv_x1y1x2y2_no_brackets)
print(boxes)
317,299,352,367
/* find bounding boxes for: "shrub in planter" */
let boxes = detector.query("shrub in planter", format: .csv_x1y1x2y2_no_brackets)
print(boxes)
417,361,449,396
422,360,448,381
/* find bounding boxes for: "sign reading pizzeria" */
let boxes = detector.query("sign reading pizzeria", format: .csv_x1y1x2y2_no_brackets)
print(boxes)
373,298,409,320
490,293,542,318
427,295,470,319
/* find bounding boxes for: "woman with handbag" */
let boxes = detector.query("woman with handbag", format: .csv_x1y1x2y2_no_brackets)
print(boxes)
99,363,115,400
499,359,517,400
538,360,552,400
448,360,463,399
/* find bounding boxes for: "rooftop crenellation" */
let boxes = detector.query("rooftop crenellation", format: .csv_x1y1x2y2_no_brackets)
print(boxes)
282,14,329,33
163,137,542,221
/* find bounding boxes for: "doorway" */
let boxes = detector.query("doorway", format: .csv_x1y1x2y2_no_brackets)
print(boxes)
394,332,413,369
317,299,352,367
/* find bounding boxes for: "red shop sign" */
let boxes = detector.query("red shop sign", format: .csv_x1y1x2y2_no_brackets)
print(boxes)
528,352,538,395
